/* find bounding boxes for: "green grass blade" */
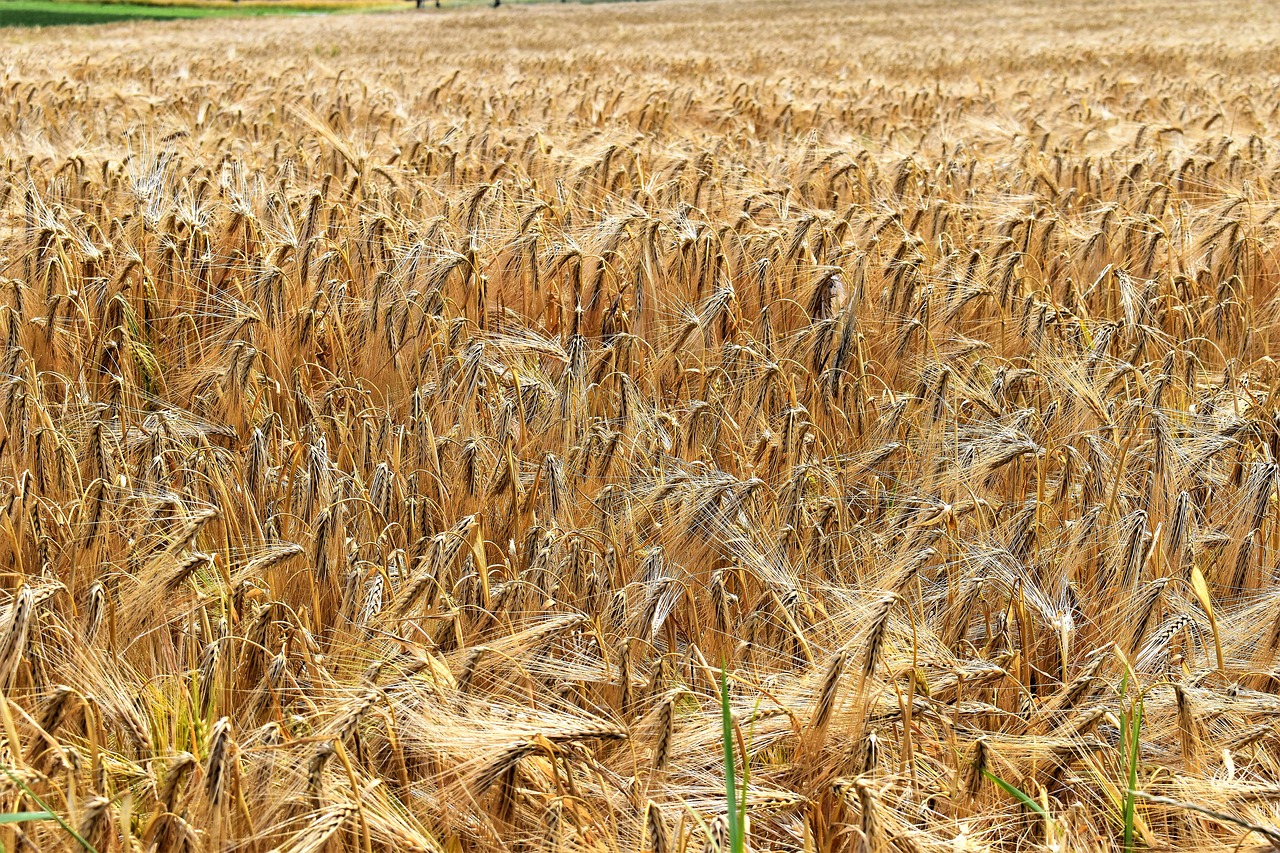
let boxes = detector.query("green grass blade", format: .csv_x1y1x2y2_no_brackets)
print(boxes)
719,667,743,853
982,769,1048,819
0,812,56,824
740,699,761,843
1123,699,1143,853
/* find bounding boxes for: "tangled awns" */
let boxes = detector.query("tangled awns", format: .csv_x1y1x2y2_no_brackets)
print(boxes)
8,0,1280,850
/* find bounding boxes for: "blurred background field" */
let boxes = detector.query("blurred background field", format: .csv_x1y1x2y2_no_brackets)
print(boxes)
0,0,626,27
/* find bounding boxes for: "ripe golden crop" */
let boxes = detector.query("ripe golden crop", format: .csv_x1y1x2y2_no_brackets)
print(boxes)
2,1,1280,850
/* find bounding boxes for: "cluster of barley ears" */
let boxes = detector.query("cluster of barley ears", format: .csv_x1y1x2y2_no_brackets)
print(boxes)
3,1,1280,851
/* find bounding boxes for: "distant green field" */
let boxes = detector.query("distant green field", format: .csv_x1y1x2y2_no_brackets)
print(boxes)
1,0,218,24
0,0,631,27
0,0,385,26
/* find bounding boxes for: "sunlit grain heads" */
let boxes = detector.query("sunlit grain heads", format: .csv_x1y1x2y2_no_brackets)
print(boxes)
703,814,728,853
333,686,383,742
861,594,897,690
649,688,678,773
857,730,880,777
1173,682,1201,773
280,803,355,853
306,741,336,806
78,795,113,853
0,587,34,690
159,752,197,811
470,739,538,803
35,683,74,741
854,778,883,853
204,717,234,811
198,639,222,719
959,737,988,810
645,801,671,853
808,650,848,745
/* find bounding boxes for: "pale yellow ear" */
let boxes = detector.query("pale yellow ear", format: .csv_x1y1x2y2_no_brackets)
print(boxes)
1112,642,1134,680
1190,564,1224,673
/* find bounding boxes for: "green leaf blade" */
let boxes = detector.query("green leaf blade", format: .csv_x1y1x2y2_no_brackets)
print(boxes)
0,811,56,825
983,769,1048,819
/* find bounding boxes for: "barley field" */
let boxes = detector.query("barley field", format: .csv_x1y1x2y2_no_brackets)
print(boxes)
3,0,1280,850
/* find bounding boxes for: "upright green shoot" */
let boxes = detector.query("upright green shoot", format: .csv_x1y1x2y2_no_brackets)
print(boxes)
1116,652,1144,853
719,666,745,853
